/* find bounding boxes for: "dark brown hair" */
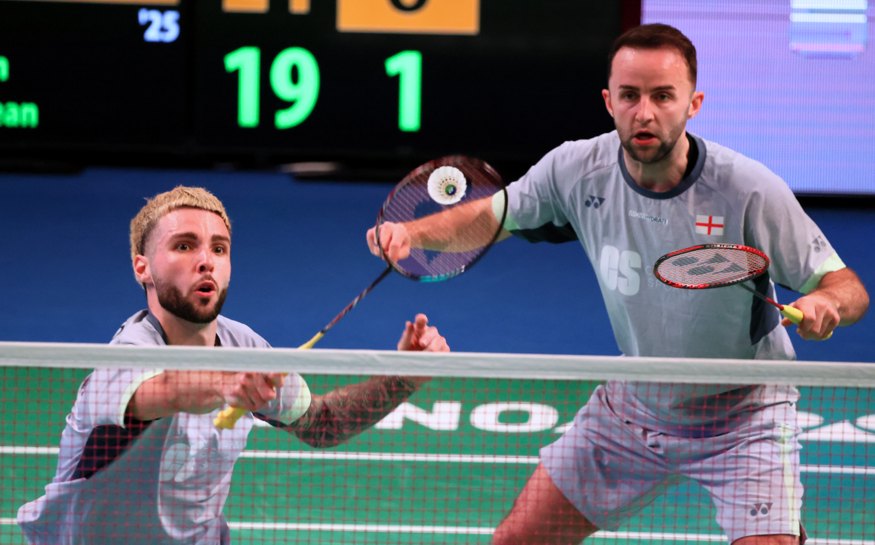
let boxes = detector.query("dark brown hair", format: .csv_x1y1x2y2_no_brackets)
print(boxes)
607,23,698,86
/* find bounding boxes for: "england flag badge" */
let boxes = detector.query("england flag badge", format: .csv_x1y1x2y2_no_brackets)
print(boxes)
695,215,724,236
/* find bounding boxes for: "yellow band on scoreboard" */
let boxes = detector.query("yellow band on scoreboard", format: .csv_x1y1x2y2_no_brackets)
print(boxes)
337,0,480,35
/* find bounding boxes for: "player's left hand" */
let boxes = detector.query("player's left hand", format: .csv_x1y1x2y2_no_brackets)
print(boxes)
396,313,447,385
398,313,449,352
784,292,840,341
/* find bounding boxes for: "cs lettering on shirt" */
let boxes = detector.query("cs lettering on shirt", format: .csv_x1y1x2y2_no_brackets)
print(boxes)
598,245,641,296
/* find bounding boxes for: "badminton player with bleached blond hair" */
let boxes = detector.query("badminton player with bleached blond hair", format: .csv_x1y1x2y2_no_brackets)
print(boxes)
18,186,450,545
368,23,869,545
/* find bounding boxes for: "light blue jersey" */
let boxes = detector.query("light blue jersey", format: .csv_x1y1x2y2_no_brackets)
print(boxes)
502,131,844,431
18,310,310,545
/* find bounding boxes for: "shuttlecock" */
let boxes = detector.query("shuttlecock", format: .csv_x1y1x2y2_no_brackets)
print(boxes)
427,166,467,205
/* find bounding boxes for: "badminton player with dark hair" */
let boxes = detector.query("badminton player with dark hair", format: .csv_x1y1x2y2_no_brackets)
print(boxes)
18,186,450,545
368,23,869,545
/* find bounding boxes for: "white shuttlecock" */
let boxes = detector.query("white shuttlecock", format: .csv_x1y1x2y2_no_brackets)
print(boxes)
427,166,467,205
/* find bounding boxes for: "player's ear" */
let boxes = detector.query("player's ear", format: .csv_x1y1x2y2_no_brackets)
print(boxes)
602,89,614,117
133,254,152,285
688,90,704,120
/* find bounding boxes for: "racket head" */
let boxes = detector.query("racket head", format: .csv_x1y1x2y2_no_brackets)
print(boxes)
653,243,770,289
376,155,506,282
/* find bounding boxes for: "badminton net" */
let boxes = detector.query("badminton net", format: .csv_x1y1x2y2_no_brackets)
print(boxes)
0,342,873,544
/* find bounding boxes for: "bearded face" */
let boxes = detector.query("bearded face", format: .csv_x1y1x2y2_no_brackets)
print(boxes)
154,276,228,324
136,208,232,327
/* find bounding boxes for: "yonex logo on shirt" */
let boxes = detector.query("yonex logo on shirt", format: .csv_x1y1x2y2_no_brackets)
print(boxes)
749,502,773,517
584,195,605,208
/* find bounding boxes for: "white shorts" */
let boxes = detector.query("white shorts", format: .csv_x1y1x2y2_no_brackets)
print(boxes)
541,385,804,543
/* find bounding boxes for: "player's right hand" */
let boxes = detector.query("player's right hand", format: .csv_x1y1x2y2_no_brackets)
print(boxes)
784,292,840,341
220,372,286,411
367,222,411,263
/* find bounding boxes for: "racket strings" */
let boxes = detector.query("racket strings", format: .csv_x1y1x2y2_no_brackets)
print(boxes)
656,246,769,288
380,156,504,281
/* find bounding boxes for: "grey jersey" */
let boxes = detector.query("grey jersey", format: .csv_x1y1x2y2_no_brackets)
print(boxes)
503,132,844,431
18,310,310,545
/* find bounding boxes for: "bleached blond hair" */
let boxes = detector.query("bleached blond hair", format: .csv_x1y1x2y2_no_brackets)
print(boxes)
129,186,231,263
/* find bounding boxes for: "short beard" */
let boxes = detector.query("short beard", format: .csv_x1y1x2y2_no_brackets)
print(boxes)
621,136,675,165
155,282,227,324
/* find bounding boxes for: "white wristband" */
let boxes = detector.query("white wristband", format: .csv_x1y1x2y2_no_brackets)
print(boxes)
257,374,312,425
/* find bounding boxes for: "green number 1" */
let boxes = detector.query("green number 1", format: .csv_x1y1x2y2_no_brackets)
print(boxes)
224,46,261,128
385,50,422,132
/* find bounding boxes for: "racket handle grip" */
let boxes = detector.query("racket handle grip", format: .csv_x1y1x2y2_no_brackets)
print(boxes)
298,331,324,350
781,305,833,340
214,407,246,429
780,305,803,324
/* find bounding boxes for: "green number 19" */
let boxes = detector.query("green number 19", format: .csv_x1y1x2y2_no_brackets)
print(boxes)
225,46,319,130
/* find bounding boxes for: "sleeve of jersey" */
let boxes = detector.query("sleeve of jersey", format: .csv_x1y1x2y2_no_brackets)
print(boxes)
72,367,163,429
492,143,578,243
254,373,312,426
743,166,845,294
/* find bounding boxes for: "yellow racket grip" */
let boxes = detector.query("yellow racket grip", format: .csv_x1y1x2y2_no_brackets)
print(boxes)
780,305,803,324
298,331,324,350
214,331,324,429
781,305,832,340
214,407,246,429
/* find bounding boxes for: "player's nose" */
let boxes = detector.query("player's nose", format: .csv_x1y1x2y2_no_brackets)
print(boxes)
635,98,655,122
196,250,215,272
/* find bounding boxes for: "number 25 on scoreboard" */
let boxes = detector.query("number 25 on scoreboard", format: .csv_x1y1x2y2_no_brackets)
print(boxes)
225,46,423,132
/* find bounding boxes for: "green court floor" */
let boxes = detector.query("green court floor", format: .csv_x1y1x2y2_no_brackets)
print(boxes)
2,370,873,544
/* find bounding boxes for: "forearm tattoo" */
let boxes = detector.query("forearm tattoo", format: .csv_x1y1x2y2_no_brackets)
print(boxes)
288,376,418,447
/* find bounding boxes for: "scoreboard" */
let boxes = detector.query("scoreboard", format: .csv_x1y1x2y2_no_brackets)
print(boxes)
0,0,188,153
0,0,632,171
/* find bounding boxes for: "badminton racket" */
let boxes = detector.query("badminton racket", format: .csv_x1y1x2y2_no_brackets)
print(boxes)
215,155,506,429
653,243,829,337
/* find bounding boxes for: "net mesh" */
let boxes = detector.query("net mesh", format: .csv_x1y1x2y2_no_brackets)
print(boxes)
1,343,873,545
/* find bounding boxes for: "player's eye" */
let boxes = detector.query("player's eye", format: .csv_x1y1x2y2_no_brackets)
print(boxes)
176,243,191,251
213,245,227,255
